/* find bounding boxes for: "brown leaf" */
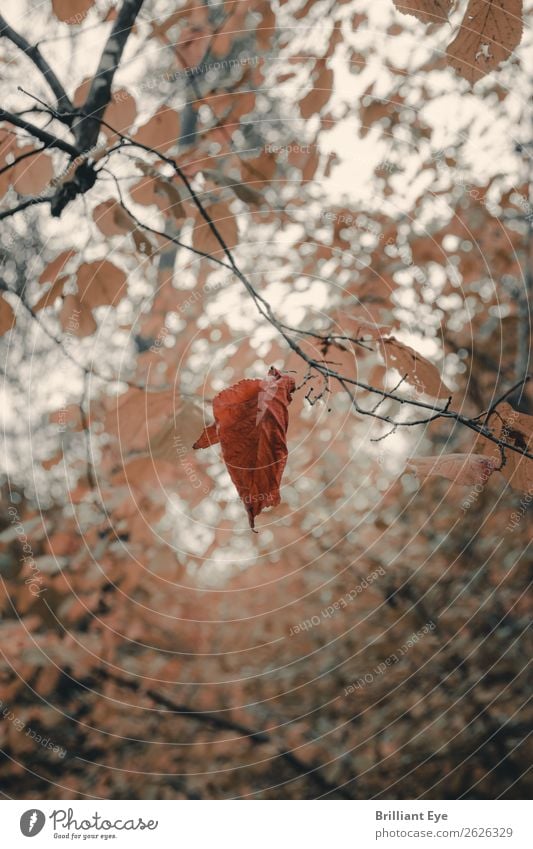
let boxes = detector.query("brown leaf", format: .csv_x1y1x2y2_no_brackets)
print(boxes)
0,295,15,336
76,260,127,309
42,450,63,471
52,0,94,23
149,401,206,461
11,147,54,196
392,0,452,24
485,402,533,493
93,200,135,236
379,337,451,399
134,107,180,153
153,180,186,220
175,24,212,68
102,89,137,136
49,404,84,431
132,229,155,257
60,294,97,337
340,316,393,341
33,275,68,312
192,202,238,255
39,250,76,285
105,389,176,452
203,170,263,206
446,0,523,84
407,453,498,485
256,0,276,50
299,60,334,119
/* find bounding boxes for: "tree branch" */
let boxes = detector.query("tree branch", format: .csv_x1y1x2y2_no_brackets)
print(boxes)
102,670,352,799
0,196,49,221
0,144,46,177
0,13,73,117
93,119,533,463
0,108,77,156
73,0,145,152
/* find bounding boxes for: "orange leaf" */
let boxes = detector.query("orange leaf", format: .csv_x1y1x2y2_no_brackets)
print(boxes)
194,367,296,529
175,24,212,68
105,388,176,452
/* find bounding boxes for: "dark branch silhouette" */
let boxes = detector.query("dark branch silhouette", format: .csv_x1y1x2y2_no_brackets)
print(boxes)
73,0,145,153
101,670,352,799
0,12,73,117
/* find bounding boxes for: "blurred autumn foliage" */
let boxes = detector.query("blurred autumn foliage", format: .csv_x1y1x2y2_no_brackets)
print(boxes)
0,0,532,799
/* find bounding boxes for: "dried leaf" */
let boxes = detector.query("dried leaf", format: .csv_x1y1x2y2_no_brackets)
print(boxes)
102,89,137,136
60,294,97,337
192,202,238,255
11,147,54,196
33,275,68,312
203,170,263,205
446,0,523,84
93,200,135,236
392,0,452,24
105,389,176,452
52,0,94,23
39,250,76,285
175,24,212,68
194,367,296,529
0,295,15,336
49,404,83,431
149,401,206,461
485,402,533,493
134,107,180,153
299,60,334,119
379,337,451,399
407,453,498,485
76,260,127,309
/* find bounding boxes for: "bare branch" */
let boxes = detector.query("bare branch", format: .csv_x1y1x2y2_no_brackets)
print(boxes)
74,0,145,152
0,108,77,155
0,144,46,177
102,670,352,799
0,195,49,221
93,120,533,463
0,12,73,117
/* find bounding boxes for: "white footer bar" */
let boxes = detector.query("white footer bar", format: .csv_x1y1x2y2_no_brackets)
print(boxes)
3,800,530,848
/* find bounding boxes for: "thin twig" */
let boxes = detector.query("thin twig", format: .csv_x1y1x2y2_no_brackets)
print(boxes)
0,13,73,116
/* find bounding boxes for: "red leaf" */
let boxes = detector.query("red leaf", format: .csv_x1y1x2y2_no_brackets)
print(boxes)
193,367,296,529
